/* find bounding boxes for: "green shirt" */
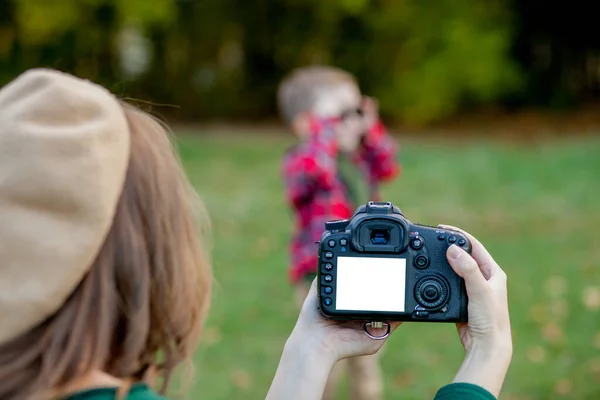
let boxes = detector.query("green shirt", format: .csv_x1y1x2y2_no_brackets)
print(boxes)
62,383,166,400
61,382,494,400
337,152,369,207
434,383,497,400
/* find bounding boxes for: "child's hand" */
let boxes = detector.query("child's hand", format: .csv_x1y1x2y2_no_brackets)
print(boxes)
288,278,401,363
362,96,380,129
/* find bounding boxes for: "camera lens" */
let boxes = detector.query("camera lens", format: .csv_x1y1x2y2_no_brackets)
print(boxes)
370,229,390,245
415,275,449,309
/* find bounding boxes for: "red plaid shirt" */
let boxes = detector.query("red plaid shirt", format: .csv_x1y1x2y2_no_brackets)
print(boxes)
282,117,401,283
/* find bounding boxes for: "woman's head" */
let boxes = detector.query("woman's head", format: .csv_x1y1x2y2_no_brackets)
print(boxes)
0,69,211,399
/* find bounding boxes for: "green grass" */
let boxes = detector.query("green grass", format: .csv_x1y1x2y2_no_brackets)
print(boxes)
173,130,600,400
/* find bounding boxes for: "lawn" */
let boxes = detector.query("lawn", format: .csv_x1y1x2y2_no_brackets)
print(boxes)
173,130,600,400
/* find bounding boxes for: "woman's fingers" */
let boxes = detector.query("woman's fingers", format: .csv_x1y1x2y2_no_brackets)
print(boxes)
447,245,488,298
438,224,501,280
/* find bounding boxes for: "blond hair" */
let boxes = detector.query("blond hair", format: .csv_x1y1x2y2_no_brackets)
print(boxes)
277,65,357,124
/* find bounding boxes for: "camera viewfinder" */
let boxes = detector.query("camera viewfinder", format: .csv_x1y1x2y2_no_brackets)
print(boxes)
370,229,390,245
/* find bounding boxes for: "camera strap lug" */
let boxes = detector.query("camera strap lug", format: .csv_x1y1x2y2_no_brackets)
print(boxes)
363,321,390,340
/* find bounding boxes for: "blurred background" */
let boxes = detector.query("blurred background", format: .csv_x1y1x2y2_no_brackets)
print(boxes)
1,1,600,399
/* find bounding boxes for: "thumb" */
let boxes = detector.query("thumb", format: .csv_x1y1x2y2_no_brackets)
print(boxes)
447,245,487,297
308,276,318,297
300,277,318,314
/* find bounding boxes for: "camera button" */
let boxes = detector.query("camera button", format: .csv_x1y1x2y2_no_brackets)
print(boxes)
340,238,348,246
327,239,336,248
414,255,429,269
414,310,429,318
324,251,334,260
323,274,333,283
323,286,333,295
458,238,466,246
410,236,424,250
424,286,438,300
437,233,445,240
323,298,333,307
323,262,333,272
448,235,457,244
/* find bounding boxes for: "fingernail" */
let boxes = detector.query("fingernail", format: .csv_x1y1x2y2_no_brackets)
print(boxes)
447,245,462,261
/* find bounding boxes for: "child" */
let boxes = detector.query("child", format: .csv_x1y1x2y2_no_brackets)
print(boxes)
278,65,401,400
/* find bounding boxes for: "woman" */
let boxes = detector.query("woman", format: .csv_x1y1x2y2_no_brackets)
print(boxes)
0,69,511,400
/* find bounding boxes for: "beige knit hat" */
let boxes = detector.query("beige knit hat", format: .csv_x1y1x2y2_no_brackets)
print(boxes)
0,68,130,345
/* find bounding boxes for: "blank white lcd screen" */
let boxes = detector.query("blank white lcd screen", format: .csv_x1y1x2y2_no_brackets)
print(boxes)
335,257,406,312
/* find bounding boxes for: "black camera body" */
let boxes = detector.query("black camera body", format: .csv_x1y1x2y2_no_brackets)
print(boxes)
317,202,469,323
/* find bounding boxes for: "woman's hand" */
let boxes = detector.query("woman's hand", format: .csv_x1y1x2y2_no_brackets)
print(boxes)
440,225,512,398
267,279,400,400
290,278,401,362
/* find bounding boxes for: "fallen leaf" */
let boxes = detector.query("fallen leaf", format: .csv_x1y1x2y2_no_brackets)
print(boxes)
231,369,253,390
582,263,596,275
542,322,564,343
393,371,416,388
595,333,600,350
200,326,222,346
544,275,568,297
588,358,600,380
423,352,442,366
256,236,273,251
244,307,259,321
554,378,572,396
502,395,534,400
582,287,600,310
526,345,547,363
529,304,546,324
256,237,271,252
550,300,569,320
251,236,272,257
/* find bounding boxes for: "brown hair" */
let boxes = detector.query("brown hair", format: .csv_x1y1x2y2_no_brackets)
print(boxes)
0,103,212,400
277,65,357,125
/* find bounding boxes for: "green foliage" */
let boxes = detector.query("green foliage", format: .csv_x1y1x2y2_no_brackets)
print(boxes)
338,0,369,15
1,0,523,125
14,0,80,45
12,0,175,46
365,0,522,125
115,0,176,27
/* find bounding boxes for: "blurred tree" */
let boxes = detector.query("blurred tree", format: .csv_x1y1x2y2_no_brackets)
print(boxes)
365,0,522,125
1,0,599,126
1,0,175,92
509,0,600,109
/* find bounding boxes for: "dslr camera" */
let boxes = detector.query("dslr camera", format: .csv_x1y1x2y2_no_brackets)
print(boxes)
317,202,470,323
